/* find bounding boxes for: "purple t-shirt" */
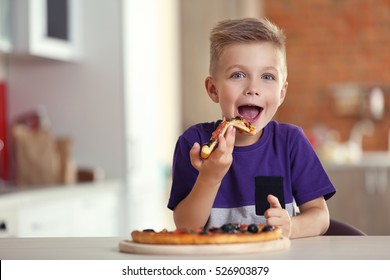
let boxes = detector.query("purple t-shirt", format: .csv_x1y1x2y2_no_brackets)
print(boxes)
167,120,335,228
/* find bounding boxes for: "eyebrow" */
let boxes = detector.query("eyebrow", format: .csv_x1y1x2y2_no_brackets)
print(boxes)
225,65,280,74
261,66,279,73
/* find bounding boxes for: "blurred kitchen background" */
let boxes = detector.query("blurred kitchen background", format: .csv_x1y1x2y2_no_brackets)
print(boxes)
0,0,389,237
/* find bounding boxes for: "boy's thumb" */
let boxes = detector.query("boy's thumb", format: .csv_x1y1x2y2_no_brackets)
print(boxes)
267,194,282,209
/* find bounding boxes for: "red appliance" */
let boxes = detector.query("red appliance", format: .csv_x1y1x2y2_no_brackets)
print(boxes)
0,82,8,181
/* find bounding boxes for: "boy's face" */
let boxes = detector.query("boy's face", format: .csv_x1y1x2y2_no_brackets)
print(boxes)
206,42,288,140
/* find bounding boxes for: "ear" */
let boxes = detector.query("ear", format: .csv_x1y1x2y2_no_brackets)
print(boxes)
205,76,219,103
278,81,288,105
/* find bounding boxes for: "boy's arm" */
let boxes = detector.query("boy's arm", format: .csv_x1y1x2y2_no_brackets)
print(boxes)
173,126,236,229
173,171,222,229
290,197,330,238
265,195,330,239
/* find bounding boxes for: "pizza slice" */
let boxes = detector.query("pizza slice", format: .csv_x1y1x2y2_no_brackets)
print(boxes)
201,117,256,159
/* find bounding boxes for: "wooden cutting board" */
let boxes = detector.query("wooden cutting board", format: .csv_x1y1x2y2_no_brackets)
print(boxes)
119,237,290,255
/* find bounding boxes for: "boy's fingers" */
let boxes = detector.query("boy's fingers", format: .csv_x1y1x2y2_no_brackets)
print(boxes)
190,142,200,154
225,126,236,152
189,142,202,168
215,126,235,155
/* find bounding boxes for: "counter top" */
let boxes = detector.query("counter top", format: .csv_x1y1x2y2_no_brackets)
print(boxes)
1,236,390,260
0,180,122,197
323,151,390,170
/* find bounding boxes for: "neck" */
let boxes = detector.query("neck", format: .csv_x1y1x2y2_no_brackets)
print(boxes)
235,129,263,146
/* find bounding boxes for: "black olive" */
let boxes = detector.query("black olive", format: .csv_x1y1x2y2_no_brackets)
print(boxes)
247,224,259,233
261,225,275,232
220,224,231,232
142,229,155,232
221,223,236,233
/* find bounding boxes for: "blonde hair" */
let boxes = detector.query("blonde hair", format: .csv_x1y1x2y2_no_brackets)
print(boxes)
209,18,287,79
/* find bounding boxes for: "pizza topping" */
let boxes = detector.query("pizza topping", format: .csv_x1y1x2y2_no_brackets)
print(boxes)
208,227,220,234
211,119,228,141
221,223,240,233
261,225,275,232
247,224,259,233
141,224,275,235
198,223,272,235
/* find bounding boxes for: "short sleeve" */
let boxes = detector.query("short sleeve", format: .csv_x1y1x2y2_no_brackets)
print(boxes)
288,127,336,206
167,136,199,210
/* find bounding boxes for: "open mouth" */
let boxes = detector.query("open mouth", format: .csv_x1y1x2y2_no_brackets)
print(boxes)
238,105,263,123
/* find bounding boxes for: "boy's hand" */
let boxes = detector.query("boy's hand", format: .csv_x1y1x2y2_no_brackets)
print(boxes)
264,194,292,238
190,126,236,184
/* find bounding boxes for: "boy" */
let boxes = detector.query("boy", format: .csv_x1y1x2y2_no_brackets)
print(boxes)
167,18,335,239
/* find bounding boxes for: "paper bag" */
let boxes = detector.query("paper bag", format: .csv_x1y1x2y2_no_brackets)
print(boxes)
12,125,76,186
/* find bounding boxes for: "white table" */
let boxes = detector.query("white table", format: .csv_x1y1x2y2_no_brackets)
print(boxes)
0,236,389,259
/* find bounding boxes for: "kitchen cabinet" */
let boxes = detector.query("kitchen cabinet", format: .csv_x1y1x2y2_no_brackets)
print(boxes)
0,180,122,237
12,0,82,60
325,165,390,235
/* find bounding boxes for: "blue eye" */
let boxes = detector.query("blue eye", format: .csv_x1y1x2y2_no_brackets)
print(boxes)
231,72,245,79
262,74,275,80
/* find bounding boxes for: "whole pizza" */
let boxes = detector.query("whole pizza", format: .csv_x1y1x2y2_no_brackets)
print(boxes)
131,223,282,245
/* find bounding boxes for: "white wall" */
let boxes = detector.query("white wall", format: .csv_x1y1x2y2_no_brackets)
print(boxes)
122,0,180,232
8,0,127,181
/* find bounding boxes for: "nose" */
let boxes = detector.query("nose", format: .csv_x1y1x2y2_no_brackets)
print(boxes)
244,78,260,96
245,90,260,96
